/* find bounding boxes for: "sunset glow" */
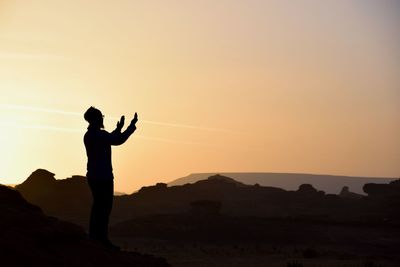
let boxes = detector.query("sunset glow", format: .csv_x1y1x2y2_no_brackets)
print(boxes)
1,0,399,193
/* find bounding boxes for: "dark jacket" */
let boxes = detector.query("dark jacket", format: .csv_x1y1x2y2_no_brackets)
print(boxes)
84,124,136,180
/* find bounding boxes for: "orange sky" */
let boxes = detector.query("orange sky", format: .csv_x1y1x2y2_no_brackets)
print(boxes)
0,0,399,193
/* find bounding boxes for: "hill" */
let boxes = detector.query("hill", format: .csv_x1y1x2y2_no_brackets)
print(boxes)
0,184,170,267
15,169,92,227
168,172,396,194
15,170,400,228
114,174,400,223
11,169,400,266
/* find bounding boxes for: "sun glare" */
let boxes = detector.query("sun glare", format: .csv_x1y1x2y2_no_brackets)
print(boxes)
0,121,23,184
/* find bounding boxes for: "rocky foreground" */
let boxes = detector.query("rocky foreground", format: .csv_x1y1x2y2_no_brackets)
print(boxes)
0,184,170,267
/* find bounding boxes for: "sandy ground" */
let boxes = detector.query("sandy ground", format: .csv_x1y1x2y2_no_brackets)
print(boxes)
113,237,399,267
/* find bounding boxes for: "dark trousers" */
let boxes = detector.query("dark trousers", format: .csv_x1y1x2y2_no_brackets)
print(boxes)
87,178,114,242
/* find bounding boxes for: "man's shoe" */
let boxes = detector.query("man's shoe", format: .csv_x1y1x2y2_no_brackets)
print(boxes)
89,236,121,251
102,240,121,252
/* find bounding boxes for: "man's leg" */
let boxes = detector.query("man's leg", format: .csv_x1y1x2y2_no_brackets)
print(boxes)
88,177,102,240
100,179,114,242
88,178,119,250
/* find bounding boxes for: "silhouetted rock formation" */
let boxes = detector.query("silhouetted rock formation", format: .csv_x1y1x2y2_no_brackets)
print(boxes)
297,184,325,196
15,169,399,229
363,179,400,197
362,179,400,222
339,186,363,199
169,172,396,194
190,200,222,216
10,170,400,264
207,174,246,186
17,169,56,188
0,184,170,267
139,182,168,194
114,174,369,222
16,169,92,226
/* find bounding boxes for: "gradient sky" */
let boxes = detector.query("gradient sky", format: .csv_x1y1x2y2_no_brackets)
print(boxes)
0,0,399,193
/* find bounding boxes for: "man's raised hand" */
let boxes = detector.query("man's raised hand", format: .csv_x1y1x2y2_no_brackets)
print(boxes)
131,112,138,125
116,115,125,131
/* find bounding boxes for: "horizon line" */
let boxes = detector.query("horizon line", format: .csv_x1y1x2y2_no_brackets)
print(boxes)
172,172,398,180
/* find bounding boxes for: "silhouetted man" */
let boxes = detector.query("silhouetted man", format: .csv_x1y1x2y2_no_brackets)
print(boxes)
84,107,138,251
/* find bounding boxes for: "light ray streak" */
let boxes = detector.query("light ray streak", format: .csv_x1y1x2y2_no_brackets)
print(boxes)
0,104,238,133
0,120,255,150
0,52,69,61
0,122,213,146
0,122,84,133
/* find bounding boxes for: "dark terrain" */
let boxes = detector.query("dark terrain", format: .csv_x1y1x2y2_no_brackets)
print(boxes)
0,183,170,267
169,172,396,194
9,169,400,266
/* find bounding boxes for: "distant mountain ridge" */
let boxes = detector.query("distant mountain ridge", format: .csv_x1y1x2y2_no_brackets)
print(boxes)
7,169,400,265
168,172,396,194
11,169,400,229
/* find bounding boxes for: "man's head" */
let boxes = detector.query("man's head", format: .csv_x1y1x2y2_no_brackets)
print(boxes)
84,107,104,129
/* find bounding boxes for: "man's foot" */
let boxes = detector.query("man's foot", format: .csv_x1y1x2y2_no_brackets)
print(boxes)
102,239,121,252
89,236,121,251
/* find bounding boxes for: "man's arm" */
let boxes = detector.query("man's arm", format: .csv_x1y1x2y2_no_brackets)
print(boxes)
108,113,138,146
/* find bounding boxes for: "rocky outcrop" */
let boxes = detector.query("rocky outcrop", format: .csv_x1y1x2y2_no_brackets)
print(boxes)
363,179,400,197
339,186,363,199
15,169,399,227
297,184,325,196
190,200,222,216
16,169,92,226
362,179,400,222
0,184,170,267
